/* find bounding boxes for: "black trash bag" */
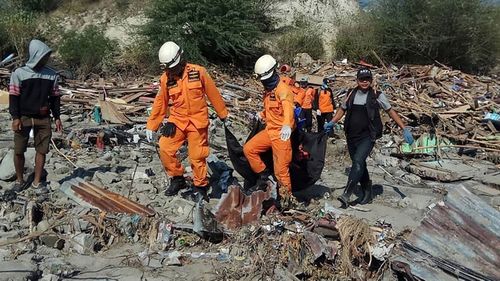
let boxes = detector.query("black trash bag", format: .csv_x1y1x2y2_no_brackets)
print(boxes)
289,131,328,189
225,120,327,191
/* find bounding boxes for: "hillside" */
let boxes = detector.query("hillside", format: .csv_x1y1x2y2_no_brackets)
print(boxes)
38,0,359,56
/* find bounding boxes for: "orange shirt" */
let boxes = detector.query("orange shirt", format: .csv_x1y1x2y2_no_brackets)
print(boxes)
260,79,295,138
146,63,228,131
299,87,315,109
293,87,306,105
318,89,335,113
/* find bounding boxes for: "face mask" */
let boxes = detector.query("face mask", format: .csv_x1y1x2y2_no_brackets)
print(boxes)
321,83,328,90
166,60,186,78
261,72,280,91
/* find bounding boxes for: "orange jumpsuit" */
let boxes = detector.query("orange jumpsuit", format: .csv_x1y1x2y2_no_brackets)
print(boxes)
295,87,316,131
317,89,335,113
295,87,315,109
281,76,303,106
292,87,306,105
314,88,335,133
147,63,228,187
243,78,295,191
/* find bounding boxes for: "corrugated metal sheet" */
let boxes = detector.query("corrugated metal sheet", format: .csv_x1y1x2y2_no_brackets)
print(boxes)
213,184,274,230
61,178,155,216
393,185,500,281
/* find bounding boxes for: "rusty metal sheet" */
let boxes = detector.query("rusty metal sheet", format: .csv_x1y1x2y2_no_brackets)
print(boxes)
303,230,337,262
61,178,155,216
213,184,274,230
393,185,500,281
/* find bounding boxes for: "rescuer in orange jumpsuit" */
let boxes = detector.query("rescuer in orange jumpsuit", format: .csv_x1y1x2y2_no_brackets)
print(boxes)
315,78,335,135
277,65,304,107
295,80,316,132
243,54,295,199
145,41,228,202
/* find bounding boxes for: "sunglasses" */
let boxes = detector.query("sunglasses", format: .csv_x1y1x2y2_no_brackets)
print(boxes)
358,78,372,82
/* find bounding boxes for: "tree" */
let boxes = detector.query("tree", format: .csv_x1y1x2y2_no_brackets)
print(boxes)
0,10,38,60
143,0,272,65
59,26,116,78
372,0,500,73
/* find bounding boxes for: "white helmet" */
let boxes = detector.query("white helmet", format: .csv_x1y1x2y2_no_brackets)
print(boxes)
158,41,183,68
254,54,277,80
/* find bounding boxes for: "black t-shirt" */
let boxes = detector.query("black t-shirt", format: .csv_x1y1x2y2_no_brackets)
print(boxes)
346,104,370,142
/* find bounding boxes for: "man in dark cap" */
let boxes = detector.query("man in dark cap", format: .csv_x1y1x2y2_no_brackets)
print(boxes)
324,68,413,208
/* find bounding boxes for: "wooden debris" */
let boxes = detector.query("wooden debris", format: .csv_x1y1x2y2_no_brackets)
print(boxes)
98,100,133,125
0,62,498,153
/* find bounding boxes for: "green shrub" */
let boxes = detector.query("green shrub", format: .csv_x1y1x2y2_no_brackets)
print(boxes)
373,0,500,73
17,0,61,12
115,0,131,11
0,10,38,60
59,26,116,78
0,21,9,58
334,15,378,63
276,27,325,63
115,40,157,76
143,0,271,65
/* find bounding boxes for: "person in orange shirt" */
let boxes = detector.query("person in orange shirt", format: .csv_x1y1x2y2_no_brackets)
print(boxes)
295,80,316,132
145,41,228,202
314,78,335,135
277,66,304,109
292,80,306,106
243,54,295,201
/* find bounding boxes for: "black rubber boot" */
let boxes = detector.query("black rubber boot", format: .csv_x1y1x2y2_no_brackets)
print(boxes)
192,186,209,202
164,176,187,196
359,180,373,205
337,181,356,209
244,170,271,195
257,170,272,188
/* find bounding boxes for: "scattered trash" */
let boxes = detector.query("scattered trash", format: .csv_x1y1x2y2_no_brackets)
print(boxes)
0,55,498,280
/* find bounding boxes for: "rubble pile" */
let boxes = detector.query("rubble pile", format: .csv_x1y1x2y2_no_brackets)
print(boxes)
294,62,500,153
0,59,499,280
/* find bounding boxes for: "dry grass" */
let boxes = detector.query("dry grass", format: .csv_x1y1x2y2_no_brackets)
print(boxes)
337,216,375,276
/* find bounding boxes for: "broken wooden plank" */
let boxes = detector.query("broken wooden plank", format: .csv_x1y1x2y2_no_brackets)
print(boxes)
98,100,133,124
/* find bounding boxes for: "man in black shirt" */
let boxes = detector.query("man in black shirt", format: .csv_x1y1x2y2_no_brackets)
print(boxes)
324,68,414,208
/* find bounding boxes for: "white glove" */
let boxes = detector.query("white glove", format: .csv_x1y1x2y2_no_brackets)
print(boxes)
145,129,154,142
316,109,322,116
280,125,292,141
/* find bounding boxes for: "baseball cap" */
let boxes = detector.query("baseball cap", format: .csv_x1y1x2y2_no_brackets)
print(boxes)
357,68,372,80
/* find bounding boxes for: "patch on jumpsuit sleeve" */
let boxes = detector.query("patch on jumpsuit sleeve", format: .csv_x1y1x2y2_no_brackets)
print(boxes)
166,79,177,89
188,70,201,81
